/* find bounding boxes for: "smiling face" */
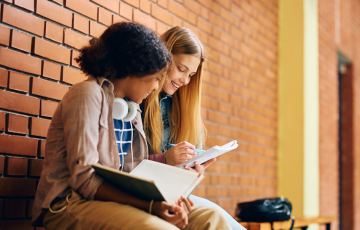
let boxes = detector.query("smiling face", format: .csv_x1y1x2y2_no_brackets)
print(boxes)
162,54,201,95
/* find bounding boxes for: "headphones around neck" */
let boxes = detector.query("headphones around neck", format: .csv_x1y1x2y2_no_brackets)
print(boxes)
113,98,137,121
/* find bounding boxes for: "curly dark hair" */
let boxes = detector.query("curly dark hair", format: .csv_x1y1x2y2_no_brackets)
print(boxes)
76,22,172,80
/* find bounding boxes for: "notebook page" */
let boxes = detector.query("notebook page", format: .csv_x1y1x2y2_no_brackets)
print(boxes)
130,160,200,204
177,140,238,168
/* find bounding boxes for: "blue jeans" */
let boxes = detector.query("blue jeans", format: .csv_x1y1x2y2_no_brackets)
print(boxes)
189,195,246,230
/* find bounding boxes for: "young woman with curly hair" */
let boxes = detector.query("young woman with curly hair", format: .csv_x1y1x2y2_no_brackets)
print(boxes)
32,22,230,230
144,26,246,230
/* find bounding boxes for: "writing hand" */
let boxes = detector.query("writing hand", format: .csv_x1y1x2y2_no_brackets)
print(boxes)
165,141,197,166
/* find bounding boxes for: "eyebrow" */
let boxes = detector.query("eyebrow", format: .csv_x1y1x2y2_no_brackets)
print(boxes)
179,63,197,75
179,63,189,71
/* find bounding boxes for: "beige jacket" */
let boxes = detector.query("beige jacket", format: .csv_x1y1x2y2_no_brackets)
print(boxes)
32,77,148,226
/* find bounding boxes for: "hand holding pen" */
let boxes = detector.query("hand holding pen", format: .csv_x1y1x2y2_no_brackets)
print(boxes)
168,143,205,155
164,141,200,166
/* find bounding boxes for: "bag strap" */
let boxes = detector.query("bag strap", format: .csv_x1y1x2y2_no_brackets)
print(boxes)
289,217,295,230
270,217,295,230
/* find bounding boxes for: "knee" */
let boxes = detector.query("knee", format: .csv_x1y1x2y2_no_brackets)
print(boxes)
191,205,226,220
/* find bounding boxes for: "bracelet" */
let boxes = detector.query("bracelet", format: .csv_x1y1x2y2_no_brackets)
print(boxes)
149,200,154,214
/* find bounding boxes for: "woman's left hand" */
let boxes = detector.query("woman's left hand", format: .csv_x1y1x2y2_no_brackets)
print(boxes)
183,158,216,175
176,196,194,215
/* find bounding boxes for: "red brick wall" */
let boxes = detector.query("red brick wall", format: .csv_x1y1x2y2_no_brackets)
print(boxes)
319,0,360,229
318,0,339,229
0,0,278,228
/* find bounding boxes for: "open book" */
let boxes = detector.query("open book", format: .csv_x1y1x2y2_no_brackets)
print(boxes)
92,160,203,204
177,140,238,169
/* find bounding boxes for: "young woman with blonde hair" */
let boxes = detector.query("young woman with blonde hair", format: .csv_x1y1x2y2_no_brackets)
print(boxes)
144,26,245,230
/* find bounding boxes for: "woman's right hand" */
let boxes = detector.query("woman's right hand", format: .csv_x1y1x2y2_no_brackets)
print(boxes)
152,201,188,229
165,141,197,166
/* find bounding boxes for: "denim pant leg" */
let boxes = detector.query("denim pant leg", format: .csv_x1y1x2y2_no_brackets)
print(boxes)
189,194,247,230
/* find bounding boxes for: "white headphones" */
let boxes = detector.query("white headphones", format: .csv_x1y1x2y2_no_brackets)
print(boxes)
112,98,137,121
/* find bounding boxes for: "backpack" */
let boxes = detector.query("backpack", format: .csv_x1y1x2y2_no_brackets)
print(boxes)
235,197,294,230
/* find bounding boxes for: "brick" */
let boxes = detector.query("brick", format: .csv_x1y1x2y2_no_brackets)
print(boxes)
74,14,90,35
39,140,46,157
120,2,133,20
0,155,4,174
41,100,58,117
140,0,151,14
62,66,87,85
14,0,35,11
8,71,29,93
5,156,28,176
0,47,42,75
42,60,61,81
156,21,169,35
71,50,80,68
215,0,230,9
151,4,172,25
11,30,32,53
0,220,33,230
51,0,63,5
27,199,34,217
98,7,112,26
91,0,119,13
0,177,36,196
90,21,107,37
65,0,98,20
45,21,63,44
0,112,5,132
8,113,28,134
133,10,156,31
0,68,9,88
187,11,197,25
2,4,44,36
168,0,187,20
0,135,38,156
172,16,182,27
184,0,201,14
112,15,128,24
32,77,69,100
4,199,26,218
30,117,51,137
0,24,11,46
197,17,212,34
28,158,43,177
34,37,71,65
64,29,91,50
0,90,40,115
157,0,167,8
123,0,140,8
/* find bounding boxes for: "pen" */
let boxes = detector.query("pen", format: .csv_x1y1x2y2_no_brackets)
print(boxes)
168,143,206,154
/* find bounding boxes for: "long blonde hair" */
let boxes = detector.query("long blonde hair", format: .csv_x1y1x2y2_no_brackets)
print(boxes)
144,26,206,154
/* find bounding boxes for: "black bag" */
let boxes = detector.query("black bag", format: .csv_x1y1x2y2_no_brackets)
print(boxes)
235,197,294,230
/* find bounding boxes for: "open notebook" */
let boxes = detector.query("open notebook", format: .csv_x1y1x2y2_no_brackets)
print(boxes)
92,160,203,204
177,140,238,169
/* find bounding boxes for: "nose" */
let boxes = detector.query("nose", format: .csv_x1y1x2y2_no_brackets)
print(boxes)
180,75,190,86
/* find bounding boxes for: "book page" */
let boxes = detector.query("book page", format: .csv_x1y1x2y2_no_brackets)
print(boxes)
130,160,201,204
177,140,238,168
